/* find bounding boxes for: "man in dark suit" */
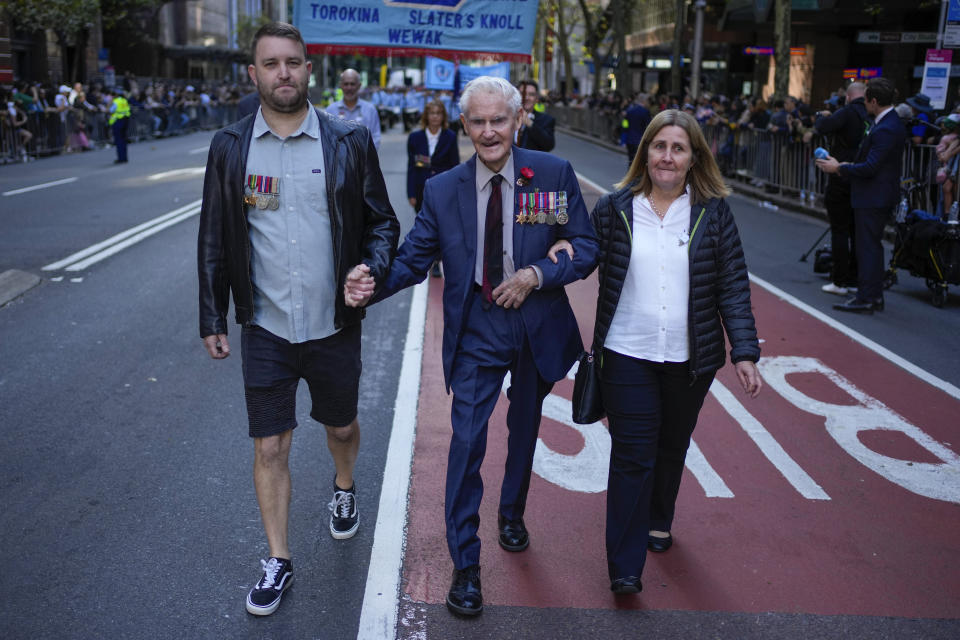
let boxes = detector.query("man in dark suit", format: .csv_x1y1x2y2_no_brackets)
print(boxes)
516,79,556,152
623,92,652,166
817,77,906,314
809,81,868,296
344,76,598,617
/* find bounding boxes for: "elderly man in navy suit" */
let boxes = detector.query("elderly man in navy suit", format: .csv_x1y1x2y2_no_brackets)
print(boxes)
344,76,598,617
817,77,906,314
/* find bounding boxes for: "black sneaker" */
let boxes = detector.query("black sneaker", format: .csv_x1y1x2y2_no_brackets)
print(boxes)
328,482,359,539
246,557,293,616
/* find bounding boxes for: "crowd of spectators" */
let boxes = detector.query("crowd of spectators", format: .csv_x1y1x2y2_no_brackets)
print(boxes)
543,84,960,213
1,74,256,162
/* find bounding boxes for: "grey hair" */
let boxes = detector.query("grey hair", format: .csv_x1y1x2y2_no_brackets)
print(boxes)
459,76,521,117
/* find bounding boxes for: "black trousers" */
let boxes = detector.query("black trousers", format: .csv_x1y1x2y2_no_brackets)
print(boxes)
600,349,715,580
824,178,857,287
854,206,889,302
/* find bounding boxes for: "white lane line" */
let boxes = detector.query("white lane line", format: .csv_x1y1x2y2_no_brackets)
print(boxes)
148,167,206,180
710,379,830,500
65,207,200,271
686,439,735,498
188,146,209,155
3,177,78,197
42,199,202,271
358,280,428,640
575,171,613,195
748,274,960,401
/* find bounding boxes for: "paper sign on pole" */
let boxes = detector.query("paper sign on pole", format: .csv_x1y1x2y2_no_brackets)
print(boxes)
921,49,953,109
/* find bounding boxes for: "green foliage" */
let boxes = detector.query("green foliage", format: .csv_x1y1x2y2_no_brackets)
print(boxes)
0,0,99,42
236,13,273,52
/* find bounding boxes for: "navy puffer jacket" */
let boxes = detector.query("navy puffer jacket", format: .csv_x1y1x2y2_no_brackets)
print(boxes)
590,185,760,381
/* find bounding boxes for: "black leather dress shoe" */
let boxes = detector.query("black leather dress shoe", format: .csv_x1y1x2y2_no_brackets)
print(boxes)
833,297,883,314
647,532,673,553
610,576,642,594
446,565,483,616
497,514,530,551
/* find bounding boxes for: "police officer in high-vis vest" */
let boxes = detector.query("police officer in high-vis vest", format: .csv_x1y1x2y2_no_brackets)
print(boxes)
108,88,131,164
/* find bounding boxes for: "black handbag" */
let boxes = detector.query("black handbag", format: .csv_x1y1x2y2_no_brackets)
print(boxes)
572,349,604,424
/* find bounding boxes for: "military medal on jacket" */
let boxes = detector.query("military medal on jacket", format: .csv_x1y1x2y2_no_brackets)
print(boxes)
515,190,568,225
244,174,280,211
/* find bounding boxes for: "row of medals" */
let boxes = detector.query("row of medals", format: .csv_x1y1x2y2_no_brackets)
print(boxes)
244,191,280,211
516,208,569,225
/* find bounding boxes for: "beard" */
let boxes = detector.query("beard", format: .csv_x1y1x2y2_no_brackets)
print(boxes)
258,79,308,114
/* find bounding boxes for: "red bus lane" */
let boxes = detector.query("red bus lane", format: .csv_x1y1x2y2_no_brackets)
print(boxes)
402,240,960,621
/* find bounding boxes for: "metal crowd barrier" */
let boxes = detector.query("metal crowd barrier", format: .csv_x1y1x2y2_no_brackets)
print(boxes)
1,104,239,164
548,105,941,215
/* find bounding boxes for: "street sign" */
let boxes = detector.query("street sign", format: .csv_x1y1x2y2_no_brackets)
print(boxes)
920,49,952,109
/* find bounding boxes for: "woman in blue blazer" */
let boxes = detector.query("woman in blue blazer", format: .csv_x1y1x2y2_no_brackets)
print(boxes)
407,100,460,211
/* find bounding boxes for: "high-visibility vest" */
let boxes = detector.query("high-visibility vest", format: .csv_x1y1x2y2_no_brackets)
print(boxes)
109,97,131,125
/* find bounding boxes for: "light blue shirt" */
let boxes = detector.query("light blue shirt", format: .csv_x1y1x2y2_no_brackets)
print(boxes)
325,98,381,149
245,107,337,343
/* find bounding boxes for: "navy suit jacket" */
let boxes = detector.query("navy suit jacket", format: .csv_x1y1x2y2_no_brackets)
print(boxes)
376,146,599,389
840,108,906,209
517,111,556,152
406,128,460,201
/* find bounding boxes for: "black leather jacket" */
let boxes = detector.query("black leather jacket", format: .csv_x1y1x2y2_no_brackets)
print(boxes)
198,109,399,338
590,186,760,381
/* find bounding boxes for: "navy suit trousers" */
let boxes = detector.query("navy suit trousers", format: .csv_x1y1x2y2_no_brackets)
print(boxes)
446,290,553,569
600,349,714,580
854,206,890,302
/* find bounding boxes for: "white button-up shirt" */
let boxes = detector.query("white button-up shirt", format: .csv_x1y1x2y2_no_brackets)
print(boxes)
605,189,691,362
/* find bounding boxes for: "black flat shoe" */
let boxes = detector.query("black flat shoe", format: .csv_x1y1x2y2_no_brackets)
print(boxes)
610,576,642,594
833,297,883,314
498,514,529,552
446,565,483,616
647,532,673,553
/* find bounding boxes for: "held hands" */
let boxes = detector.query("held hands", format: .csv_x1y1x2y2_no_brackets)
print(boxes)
492,267,538,309
202,334,230,360
734,361,763,398
344,263,375,308
547,239,574,263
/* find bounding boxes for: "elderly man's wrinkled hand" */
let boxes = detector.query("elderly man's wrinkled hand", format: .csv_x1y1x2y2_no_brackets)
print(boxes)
492,268,538,309
344,264,375,307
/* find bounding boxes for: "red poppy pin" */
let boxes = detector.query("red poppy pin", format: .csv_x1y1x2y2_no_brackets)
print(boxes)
517,166,534,187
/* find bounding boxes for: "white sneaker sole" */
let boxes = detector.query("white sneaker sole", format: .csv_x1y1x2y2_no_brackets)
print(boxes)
330,517,359,540
245,575,293,616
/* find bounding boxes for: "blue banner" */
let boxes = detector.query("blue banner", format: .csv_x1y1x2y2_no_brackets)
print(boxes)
293,0,539,62
424,57,456,90
459,61,511,85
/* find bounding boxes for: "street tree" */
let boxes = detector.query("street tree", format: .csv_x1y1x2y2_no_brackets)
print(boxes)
0,0,98,82
549,0,582,100
774,0,790,99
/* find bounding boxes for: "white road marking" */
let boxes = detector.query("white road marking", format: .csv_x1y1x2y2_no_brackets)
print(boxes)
2,177,78,197
760,356,960,504
147,167,206,180
685,439,735,498
358,280,428,640
711,378,830,500
748,274,960,401
575,171,614,195
42,199,202,272
188,146,209,155
70,278,83,283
